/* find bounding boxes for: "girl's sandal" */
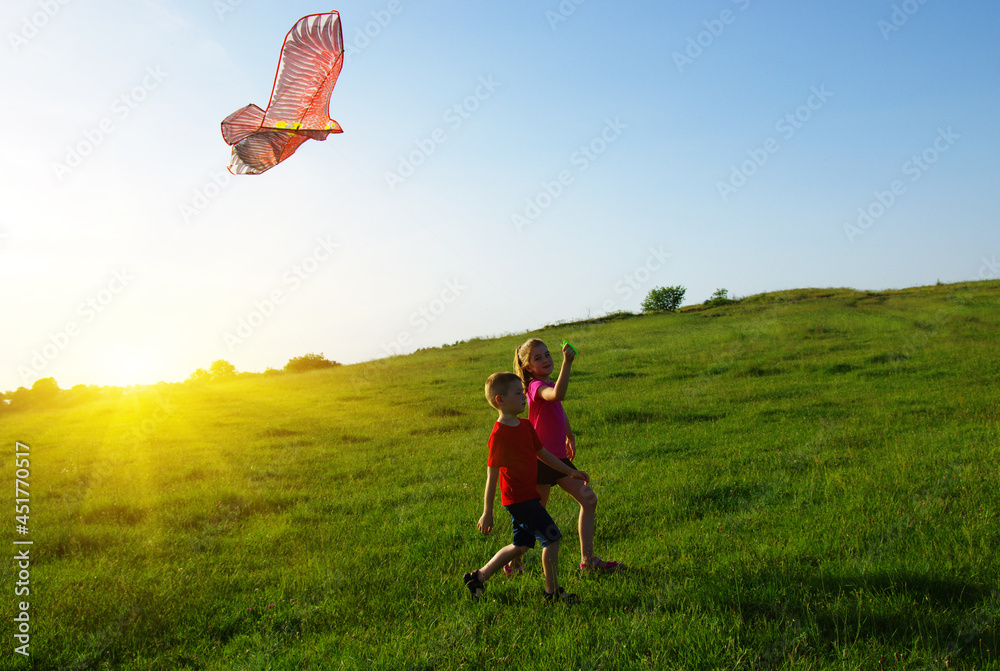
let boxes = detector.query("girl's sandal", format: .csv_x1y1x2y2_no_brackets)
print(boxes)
580,557,622,573
502,563,528,577
543,586,580,604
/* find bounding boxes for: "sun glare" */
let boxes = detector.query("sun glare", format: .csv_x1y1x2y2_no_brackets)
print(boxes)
101,346,161,387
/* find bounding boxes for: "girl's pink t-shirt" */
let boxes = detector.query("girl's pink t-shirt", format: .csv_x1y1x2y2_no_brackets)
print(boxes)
527,379,568,459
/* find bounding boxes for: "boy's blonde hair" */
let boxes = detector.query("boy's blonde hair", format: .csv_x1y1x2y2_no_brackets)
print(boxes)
513,338,546,388
485,372,523,409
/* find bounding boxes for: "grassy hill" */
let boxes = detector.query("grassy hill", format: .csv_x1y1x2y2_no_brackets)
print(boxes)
2,281,999,670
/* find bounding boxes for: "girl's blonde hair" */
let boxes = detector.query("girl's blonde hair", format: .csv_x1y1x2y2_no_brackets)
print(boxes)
513,338,546,388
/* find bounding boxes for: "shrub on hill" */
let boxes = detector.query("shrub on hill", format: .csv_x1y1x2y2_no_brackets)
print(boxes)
704,288,737,308
187,368,211,383
186,360,239,383
284,353,341,374
210,360,237,380
67,384,102,405
31,377,60,404
2,378,61,411
642,285,686,313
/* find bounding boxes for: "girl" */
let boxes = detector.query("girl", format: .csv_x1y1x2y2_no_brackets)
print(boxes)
506,338,620,574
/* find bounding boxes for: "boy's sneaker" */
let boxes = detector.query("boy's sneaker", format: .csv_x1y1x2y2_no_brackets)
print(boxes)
543,586,580,604
463,571,485,599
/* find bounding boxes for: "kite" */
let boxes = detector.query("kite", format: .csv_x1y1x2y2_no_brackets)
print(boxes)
562,340,578,355
221,11,344,175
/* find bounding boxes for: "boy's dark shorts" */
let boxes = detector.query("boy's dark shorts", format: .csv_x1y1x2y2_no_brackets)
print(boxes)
504,498,562,549
536,457,576,486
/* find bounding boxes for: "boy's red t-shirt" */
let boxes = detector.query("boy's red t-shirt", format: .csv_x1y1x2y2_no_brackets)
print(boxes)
487,419,543,506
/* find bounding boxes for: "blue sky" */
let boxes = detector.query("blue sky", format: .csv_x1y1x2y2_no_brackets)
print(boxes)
2,0,998,390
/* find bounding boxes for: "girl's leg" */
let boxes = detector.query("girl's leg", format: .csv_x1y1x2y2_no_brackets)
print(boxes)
537,484,553,507
556,476,598,564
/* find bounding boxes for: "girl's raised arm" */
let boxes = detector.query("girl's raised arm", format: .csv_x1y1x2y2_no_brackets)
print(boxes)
536,342,575,402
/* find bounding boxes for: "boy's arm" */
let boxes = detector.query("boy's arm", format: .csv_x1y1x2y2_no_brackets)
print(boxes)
537,447,589,484
536,343,575,402
477,466,499,534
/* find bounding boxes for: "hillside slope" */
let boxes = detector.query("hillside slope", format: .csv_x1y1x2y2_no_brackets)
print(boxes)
1,280,998,670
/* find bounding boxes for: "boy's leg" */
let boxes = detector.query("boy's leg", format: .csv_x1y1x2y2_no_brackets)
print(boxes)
479,544,529,582
506,498,571,595
557,476,598,564
541,538,560,594
466,544,528,597
507,485,552,573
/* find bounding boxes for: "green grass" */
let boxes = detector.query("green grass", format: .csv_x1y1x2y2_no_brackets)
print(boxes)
2,281,999,670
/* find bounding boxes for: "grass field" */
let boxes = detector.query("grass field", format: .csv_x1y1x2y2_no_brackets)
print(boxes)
2,281,999,670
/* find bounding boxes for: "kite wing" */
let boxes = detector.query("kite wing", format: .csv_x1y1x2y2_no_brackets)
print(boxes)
221,11,345,175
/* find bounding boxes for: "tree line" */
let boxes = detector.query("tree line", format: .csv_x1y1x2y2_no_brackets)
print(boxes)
0,353,341,413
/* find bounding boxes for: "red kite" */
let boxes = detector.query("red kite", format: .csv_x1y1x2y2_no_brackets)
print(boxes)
221,11,344,174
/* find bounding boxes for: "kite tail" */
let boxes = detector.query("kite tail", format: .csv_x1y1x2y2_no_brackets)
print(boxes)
221,104,267,145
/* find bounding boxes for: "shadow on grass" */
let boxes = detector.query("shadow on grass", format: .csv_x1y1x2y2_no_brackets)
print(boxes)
430,407,464,418
672,411,725,423
603,408,658,424
607,371,640,380
601,408,726,425
258,427,301,438
739,365,784,378
672,482,780,520
826,363,858,375
715,569,998,667
628,443,705,460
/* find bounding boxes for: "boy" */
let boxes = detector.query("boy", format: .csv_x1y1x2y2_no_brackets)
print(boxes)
463,372,589,602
